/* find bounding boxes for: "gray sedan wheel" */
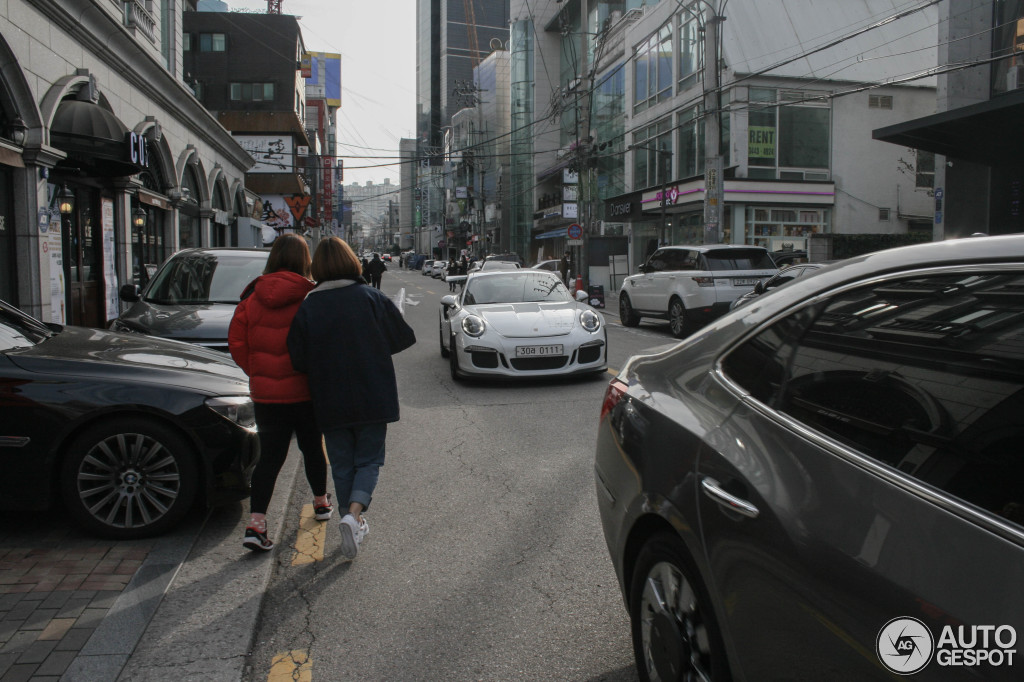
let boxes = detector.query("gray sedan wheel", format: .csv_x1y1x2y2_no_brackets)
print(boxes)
60,418,198,539
630,533,728,682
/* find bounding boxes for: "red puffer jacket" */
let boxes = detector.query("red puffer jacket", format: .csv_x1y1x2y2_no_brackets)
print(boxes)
228,270,315,403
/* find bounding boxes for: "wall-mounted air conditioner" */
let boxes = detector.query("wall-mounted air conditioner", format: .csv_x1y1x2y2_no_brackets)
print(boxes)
1007,64,1024,91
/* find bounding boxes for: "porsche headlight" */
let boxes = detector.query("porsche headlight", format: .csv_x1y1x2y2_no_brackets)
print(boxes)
206,396,256,428
580,309,601,333
461,315,486,337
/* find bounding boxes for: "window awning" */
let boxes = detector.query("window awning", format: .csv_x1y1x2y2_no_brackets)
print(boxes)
872,89,1024,166
535,227,568,239
50,99,145,177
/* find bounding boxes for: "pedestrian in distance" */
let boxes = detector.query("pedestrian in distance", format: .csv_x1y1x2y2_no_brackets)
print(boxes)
457,256,468,291
364,252,387,289
228,233,332,552
447,259,458,292
287,237,417,560
559,251,570,286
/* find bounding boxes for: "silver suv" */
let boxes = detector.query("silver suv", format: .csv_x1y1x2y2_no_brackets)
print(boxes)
618,245,777,338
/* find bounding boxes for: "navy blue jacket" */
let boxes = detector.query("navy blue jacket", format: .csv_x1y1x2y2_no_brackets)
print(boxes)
287,279,416,430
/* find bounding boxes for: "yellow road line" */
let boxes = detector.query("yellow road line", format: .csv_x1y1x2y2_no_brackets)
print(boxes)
291,505,326,566
267,650,311,682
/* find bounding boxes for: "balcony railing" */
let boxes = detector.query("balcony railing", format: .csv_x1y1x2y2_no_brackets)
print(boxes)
124,0,156,43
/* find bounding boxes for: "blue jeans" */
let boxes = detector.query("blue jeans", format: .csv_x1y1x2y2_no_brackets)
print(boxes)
323,423,387,511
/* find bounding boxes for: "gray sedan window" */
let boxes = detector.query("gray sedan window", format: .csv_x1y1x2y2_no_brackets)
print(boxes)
723,271,1024,527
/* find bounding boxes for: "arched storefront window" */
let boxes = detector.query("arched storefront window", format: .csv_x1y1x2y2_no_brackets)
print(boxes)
135,169,170,286
178,167,201,248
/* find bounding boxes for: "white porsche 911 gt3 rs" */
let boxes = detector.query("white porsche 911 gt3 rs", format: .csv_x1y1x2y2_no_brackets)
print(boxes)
439,270,608,380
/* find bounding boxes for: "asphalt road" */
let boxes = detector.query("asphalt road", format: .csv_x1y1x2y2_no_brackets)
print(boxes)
240,268,674,682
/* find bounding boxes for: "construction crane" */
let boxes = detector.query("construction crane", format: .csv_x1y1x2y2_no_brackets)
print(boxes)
267,0,282,14
463,0,480,69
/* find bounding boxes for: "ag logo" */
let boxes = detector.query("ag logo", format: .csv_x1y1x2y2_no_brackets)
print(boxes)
877,617,935,674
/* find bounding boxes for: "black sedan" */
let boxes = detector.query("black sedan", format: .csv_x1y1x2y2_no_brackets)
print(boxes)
595,235,1024,681
111,247,268,352
0,299,258,539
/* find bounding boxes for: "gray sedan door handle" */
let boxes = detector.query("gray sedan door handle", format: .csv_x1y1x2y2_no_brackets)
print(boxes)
701,477,760,519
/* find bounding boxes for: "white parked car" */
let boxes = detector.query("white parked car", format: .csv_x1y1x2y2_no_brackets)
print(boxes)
618,244,777,338
439,270,607,380
421,259,435,276
430,260,447,278
532,259,560,272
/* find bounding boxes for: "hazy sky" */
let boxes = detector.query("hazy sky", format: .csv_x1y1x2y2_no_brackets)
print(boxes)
229,0,417,187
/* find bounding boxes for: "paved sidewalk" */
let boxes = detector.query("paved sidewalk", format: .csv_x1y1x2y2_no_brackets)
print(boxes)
0,445,302,682
0,532,153,681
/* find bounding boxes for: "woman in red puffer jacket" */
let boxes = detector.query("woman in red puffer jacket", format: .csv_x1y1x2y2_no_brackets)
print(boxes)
229,234,331,552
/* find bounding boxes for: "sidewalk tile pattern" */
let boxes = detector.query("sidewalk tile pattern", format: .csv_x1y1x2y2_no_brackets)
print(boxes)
0,525,152,682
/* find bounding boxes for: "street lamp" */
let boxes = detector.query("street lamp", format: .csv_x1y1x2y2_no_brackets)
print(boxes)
58,184,75,216
132,205,147,231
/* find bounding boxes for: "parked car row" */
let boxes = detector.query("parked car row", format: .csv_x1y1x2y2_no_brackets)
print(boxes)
597,234,1024,680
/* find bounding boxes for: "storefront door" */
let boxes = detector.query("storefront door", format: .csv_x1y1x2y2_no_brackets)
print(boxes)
64,186,105,328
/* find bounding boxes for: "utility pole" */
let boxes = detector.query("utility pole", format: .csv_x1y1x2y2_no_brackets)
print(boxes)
703,5,725,244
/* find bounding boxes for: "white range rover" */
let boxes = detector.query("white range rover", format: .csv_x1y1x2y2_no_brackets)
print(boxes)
618,244,778,338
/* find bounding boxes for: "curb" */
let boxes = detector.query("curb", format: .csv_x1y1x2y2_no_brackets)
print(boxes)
60,444,303,682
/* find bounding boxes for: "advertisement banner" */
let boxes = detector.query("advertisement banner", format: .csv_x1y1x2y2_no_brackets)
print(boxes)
234,135,294,173
323,158,334,221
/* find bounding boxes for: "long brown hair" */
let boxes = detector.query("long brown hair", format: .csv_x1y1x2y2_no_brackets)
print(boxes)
264,233,311,278
311,237,363,282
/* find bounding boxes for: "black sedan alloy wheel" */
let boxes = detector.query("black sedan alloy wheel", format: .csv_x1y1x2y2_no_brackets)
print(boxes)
60,418,198,539
630,534,726,682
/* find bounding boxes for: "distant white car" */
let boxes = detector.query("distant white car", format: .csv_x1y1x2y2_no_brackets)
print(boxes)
532,259,560,272
439,269,607,380
421,259,435,276
430,261,446,278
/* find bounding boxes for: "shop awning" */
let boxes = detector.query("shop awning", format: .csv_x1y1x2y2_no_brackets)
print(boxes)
872,89,1024,166
535,227,568,239
50,99,145,177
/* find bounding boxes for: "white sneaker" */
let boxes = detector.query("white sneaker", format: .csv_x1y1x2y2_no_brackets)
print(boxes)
339,514,368,559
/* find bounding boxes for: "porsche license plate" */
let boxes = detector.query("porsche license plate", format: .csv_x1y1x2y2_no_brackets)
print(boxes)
732,278,759,286
515,344,563,357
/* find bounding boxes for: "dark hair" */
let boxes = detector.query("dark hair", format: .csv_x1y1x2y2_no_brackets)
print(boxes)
264,233,311,277
311,237,362,282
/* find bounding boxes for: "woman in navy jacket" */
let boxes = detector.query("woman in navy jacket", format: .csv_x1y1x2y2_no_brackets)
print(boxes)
287,237,416,559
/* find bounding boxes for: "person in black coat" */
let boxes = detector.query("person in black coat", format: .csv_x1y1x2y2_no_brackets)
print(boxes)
364,253,387,289
288,237,416,559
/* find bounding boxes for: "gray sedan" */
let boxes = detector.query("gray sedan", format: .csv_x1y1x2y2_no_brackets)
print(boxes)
596,234,1024,680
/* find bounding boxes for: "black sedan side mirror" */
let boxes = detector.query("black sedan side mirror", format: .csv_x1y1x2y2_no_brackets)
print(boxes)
753,280,765,295
119,284,141,302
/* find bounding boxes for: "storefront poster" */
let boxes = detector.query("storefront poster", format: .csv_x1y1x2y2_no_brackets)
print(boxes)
102,198,118,319
46,214,64,324
749,126,777,159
